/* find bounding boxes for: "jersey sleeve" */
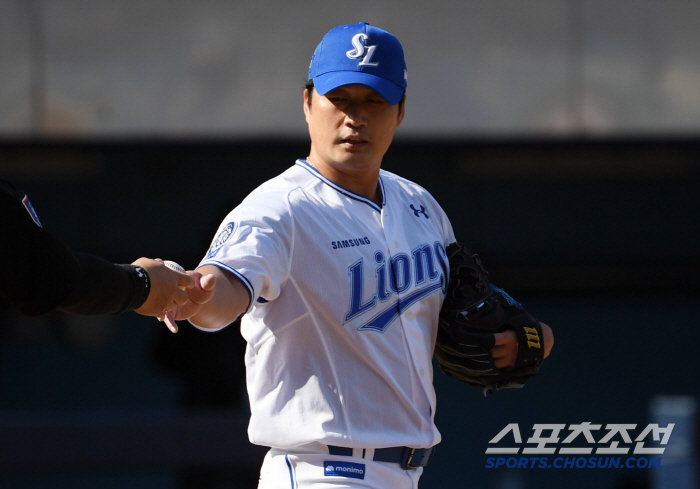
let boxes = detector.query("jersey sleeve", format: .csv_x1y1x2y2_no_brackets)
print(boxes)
197,186,294,316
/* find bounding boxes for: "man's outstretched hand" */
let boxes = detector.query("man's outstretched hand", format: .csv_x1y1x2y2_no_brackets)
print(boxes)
159,271,217,333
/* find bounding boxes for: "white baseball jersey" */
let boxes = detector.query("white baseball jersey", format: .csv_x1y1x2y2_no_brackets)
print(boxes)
196,159,456,451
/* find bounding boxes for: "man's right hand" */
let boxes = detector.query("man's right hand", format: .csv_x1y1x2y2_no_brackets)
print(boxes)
182,265,251,331
159,271,217,333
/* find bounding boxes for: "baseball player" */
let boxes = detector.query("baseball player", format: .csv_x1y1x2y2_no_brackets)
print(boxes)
0,178,194,327
176,23,553,488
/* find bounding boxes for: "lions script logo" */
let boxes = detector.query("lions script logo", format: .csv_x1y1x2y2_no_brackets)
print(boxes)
344,241,448,333
324,461,365,480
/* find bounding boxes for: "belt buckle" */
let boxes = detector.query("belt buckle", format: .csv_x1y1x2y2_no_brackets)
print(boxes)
403,448,419,470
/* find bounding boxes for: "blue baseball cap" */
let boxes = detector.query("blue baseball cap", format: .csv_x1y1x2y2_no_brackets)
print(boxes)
308,22,407,105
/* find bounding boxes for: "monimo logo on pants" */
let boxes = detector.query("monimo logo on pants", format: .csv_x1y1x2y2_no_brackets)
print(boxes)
324,461,365,480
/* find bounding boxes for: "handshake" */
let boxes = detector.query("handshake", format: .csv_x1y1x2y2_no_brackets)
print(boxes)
131,258,216,333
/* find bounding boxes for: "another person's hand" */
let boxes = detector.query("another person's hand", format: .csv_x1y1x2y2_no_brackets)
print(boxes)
132,258,194,329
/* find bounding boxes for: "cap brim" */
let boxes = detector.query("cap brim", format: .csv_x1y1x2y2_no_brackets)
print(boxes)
313,72,405,105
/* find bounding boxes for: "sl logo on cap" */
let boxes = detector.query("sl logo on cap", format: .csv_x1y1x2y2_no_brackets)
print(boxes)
346,33,379,67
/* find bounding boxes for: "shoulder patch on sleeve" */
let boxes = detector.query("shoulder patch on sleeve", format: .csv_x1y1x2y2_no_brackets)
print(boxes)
207,221,236,259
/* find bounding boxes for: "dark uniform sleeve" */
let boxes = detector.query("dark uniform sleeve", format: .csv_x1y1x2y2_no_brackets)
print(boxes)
0,180,149,316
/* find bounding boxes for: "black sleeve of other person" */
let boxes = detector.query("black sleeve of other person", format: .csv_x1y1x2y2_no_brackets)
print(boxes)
0,180,149,316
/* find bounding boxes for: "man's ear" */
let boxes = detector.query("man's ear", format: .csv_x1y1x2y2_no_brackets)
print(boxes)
303,88,312,121
396,94,406,127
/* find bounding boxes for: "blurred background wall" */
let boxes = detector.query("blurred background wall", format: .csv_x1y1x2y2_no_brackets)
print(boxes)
2,0,700,137
1,1,699,489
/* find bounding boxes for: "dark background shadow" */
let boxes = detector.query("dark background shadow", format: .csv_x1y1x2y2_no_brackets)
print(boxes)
1,137,698,489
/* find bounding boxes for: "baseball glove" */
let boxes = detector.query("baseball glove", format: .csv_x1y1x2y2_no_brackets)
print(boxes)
436,242,544,395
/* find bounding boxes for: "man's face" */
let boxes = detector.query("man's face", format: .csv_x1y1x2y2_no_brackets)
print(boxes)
304,84,404,175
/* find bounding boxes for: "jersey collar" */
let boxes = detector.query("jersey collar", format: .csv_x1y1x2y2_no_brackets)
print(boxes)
296,159,385,212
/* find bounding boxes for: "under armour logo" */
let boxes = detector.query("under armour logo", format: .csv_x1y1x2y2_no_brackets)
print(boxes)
410,204,429,219
346,33,379,67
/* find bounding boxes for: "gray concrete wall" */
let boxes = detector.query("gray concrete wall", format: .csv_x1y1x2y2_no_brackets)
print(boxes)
1,0,700,138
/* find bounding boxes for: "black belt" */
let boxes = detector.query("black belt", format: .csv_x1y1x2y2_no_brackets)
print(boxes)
327,445,435,470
